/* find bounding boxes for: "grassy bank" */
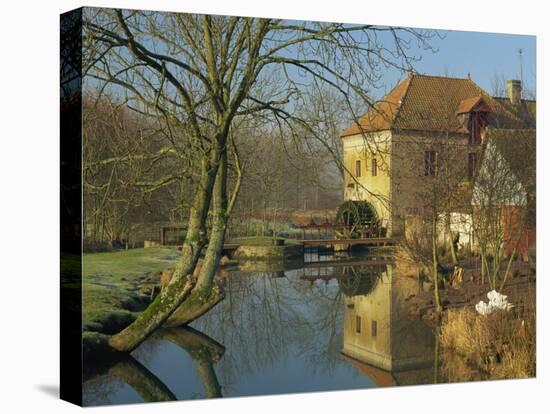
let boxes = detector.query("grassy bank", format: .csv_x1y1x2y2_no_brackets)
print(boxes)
81,241,296,334
440,307,536,381
83,247,180,333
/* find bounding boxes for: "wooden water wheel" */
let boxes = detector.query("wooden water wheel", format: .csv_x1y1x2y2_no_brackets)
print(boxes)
336,200,379,238
338,265,383,297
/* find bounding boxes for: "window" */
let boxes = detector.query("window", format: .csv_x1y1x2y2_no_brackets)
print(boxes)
468,152,478,179
371,157,378,176
371,320,377,337
424,150,437,176
355,315,361,334
355,159,362,177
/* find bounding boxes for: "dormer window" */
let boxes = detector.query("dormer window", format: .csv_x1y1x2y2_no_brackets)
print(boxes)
456,96,491,145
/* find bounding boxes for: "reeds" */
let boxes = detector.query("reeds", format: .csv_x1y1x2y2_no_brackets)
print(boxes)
440,306,535,381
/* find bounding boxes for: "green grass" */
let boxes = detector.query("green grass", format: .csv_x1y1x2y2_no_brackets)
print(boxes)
83,247,180,278
82,247,180,333
229,236,301,246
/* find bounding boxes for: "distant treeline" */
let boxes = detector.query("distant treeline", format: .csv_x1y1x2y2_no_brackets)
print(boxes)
83,94,344,247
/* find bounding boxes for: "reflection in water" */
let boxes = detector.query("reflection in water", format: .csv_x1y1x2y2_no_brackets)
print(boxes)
191,264,374,397
83,251,440,405
84,327,224,405
341,264,437,386
108,356,177,402
151,327,224,398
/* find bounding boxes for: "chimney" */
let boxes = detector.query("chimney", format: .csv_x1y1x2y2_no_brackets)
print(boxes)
506,79,522,105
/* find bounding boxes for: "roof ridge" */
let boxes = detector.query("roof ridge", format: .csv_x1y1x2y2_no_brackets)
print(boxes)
411,73,469,81
340,72,533,138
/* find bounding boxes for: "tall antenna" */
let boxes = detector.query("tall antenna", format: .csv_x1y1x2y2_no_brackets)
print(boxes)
518,48,524,84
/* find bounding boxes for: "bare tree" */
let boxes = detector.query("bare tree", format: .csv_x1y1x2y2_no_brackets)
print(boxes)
83,8,437,352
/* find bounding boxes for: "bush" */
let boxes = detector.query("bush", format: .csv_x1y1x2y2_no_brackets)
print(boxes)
440,307,535,380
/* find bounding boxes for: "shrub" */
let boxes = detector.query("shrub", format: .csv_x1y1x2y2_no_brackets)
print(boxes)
440,307,535,380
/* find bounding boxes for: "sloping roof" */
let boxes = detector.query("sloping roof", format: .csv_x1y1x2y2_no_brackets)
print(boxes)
456,96,491,114
340,75,411,137
340,74,527,137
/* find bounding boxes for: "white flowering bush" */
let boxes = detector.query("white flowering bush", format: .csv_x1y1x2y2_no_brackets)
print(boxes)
475,290,514,315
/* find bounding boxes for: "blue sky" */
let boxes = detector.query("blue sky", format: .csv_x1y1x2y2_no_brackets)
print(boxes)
381,28,536,98
83,10,537,106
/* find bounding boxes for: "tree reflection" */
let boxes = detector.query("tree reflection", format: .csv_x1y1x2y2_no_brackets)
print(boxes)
84,255,435,404
109,357,177,402
83,326,223,404
151,327,224,398
190,258,392,389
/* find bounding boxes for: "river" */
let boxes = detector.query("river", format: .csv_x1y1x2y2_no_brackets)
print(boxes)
83,248,442,405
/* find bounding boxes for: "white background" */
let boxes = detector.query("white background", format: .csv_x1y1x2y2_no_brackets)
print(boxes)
0,0,547,412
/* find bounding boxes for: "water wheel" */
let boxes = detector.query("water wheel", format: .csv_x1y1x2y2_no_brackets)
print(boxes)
336,200,379,238
338,265,383,297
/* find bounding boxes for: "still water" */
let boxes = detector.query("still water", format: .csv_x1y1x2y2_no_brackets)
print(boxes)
83,250,438,405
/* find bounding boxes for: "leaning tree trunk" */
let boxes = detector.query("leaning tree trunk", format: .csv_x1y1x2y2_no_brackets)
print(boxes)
108,153,220,352
167,151,230,326
196,150,228,291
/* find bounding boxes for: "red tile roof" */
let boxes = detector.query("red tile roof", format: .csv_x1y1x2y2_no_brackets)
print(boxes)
456,96,491,114
340,75,411,137
340,74,526,137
